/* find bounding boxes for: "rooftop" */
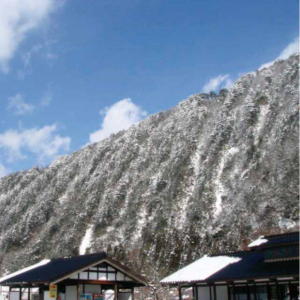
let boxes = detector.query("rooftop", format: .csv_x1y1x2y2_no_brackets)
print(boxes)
0,252,147,286
161,231,299,285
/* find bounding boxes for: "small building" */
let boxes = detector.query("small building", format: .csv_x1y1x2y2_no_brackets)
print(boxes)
161,231,299,300
0,252,147,300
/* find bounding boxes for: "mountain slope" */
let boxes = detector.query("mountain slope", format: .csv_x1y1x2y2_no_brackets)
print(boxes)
0,55,298,280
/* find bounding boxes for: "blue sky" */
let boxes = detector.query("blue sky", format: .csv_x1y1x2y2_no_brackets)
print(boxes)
0,0,298,176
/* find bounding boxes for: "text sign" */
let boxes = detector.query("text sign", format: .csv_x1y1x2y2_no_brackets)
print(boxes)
49,284,57,298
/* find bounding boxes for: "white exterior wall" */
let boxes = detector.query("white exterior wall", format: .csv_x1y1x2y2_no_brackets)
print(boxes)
9,292,19,300
216,286,228,300
66,286,77,300
197,286,210,300
0,286,9,300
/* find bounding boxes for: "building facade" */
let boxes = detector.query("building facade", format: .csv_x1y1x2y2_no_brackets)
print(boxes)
0,252,147,300
161,232,299,300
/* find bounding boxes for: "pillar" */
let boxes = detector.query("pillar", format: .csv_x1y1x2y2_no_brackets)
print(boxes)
114,284,118,300
178,285,182,300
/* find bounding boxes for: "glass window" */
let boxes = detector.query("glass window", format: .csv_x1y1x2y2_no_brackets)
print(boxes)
98,272,107,280
270,284,296,300
255,286,268,300
230,285,268,300
230,286,248,300
107,273,115,280
89,272,98,280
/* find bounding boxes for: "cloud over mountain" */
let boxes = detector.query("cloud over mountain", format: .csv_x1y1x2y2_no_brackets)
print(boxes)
89,98,147,143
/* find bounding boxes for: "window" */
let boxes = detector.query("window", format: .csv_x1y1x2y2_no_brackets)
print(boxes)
229,285,267,300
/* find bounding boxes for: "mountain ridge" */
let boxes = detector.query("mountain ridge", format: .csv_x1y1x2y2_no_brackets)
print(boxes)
0,54,298,280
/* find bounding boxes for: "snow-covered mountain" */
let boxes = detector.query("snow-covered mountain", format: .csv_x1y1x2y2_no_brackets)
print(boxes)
0,55,298,280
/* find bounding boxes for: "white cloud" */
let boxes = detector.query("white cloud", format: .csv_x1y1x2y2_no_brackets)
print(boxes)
202,74,233,93
89,98,147,143
7,93,35,115
0,124,71,162
278,37,299,59
0,0,56,72
0,164,9,178
259,37,299,70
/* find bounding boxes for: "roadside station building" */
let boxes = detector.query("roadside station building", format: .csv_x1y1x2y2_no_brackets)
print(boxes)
0,252,147,300
161,231,299,300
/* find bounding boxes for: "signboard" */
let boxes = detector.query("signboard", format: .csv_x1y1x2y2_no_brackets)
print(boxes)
80,294,93,300
49,284,57,298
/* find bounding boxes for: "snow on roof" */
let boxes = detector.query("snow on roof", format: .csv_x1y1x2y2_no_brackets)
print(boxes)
160,255,241,283
0,259,50,283
248,236,268,248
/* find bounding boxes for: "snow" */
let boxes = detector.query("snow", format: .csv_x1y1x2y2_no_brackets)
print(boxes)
132,205,147,241
214,147,239,218
0,259,50,283
248,236,268,248
278,217,297,230
79,224,93,255
160,255,241,283
58,193,68,205
254,105,269,146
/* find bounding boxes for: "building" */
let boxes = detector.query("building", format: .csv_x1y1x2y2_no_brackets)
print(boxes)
0,252,147,300
161,231,299,300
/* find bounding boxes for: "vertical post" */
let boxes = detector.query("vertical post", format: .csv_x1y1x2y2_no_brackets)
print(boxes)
232,282,236,300
39,286,44,300
253,282,257,300
213,285,217,300
288,281,292,300
246,283,250,300
195,285,199,300
266,283,271,300
114,284,118,300
28,288,30,300
19,287,22,300
275,280,280,300
227,284,231,300
178,285,182,300
76,283,79,300
131,288,134,300
193,285,198,300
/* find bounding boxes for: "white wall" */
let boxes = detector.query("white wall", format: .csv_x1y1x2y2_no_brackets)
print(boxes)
66,286,77,300
9,292,19,300
0,288,8,300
